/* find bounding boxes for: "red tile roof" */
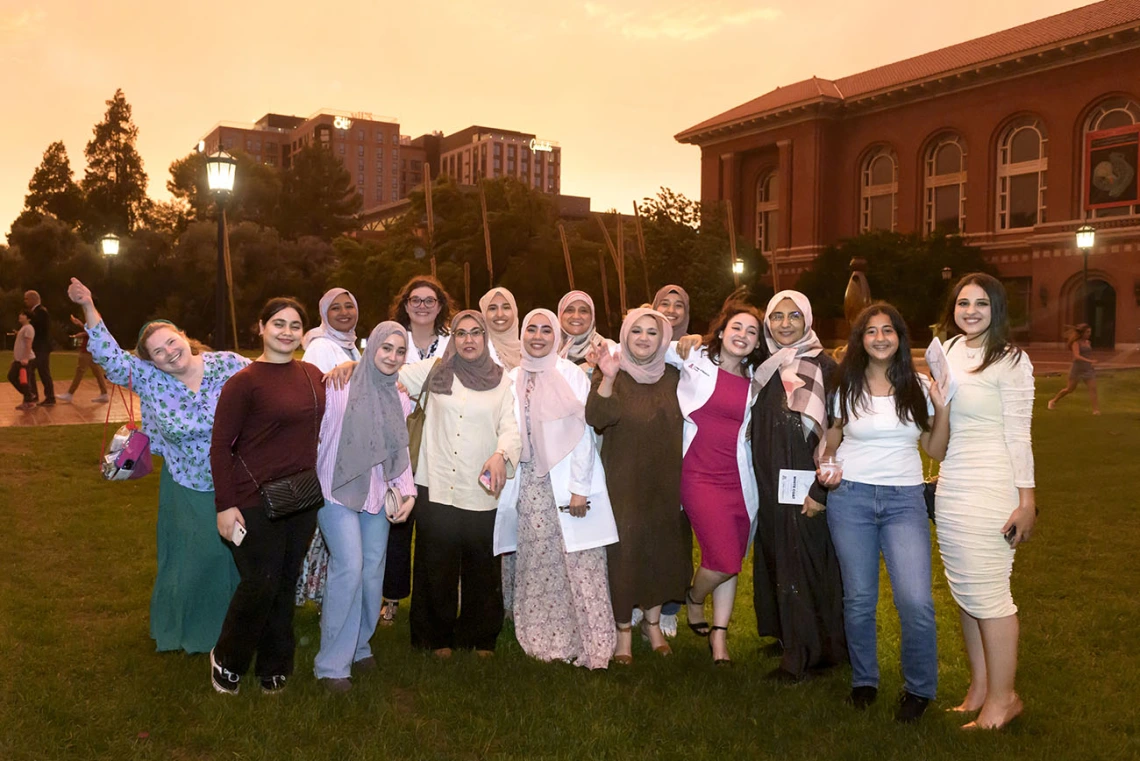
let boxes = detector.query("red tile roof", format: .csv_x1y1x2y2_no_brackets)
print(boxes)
678,0,1140,143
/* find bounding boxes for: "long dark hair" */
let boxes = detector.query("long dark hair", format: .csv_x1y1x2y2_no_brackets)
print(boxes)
939,272,1021,373
836,302,930,431
703,300,768,373
389,275,456,336
259,297,308,328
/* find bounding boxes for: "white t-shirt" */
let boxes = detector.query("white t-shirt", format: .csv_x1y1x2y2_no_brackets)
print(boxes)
302,336,362,374
832,382,934,486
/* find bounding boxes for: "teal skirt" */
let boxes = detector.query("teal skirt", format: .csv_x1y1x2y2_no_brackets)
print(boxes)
150,464,240,654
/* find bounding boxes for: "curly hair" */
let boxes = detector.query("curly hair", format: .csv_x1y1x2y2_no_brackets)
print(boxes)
389,275,456,336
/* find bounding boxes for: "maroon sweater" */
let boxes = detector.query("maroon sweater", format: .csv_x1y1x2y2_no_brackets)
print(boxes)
210,360,326,513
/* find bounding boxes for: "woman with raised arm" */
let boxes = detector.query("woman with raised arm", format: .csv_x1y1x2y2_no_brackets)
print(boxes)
494,309,618,669
67,277,248,655
935,274,1036,730
818,303,949,722
399,311,521,657
209,298,325,696
586,308,690,664
379,275,456,626
750,290,846,682
1047,323,1099,415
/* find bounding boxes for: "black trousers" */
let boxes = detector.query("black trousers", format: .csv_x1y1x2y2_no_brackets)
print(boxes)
214,505,318,678
8,362,33,402
26,350,53,401
409,497,502,651
381,485,423,600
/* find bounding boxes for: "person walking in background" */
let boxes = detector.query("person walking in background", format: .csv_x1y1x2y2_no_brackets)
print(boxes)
9,310,36,410
818,303,949,723
935,273,1036,730
23,290,55,405
210,297,325,696
296,288,364,606
57,313,109,404
379,275,457,627
1047,323,1100,415
67,277,248,655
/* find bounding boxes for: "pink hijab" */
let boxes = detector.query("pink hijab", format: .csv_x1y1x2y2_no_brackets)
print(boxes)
618,308,671,384
517,309,585,478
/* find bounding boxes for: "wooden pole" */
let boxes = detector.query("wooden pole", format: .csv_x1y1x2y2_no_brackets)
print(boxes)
615,216,627,316
726,199,740,289
464,261,471,309
595,213,623,320
424,175,437,278
632,201,651,302
597,246,613,336
558,222,574,290
479,182,493,284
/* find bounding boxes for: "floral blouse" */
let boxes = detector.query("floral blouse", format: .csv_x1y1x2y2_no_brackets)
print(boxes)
86,321,250,492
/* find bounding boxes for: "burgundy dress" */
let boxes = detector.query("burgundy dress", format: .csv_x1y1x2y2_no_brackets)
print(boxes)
680,369,751,574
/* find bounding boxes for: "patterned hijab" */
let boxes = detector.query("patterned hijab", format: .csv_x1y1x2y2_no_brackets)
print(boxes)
517,309,585,477
754,290,828,458
557,290,602,362
302,288,359,352
618,308,672,385
331,321,410,509
652,285,690,341
426,311,504,394
479,287,521,370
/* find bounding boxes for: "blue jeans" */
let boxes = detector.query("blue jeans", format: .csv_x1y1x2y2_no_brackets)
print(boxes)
826,481,937,699
314,501,391,679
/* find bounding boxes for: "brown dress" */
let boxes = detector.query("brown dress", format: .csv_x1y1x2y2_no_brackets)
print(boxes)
586,368,691,622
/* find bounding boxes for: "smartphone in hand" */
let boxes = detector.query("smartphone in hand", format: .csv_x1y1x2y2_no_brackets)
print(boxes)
231,521,247,547
1004,525,1017,547
479,470,493,491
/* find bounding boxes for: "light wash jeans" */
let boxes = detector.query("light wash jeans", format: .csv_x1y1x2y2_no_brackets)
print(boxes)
825,481,937,699
314,501,391,679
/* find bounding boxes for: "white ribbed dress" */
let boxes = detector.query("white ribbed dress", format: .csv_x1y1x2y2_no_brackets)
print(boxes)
935,340,1035,619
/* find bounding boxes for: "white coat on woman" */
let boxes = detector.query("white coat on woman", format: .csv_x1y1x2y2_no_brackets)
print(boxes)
493,358,619,555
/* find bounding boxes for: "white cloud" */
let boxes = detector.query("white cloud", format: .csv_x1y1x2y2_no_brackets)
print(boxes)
584,1,781,41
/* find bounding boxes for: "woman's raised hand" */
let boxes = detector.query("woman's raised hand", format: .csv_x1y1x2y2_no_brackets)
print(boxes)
593,345,620,379
67,277,94,306
323,360,358,389
676,334,703,359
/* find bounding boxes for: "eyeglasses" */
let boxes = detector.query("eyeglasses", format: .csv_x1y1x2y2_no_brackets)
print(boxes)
767,311,805,325
407,296,439,308
454,329,484,339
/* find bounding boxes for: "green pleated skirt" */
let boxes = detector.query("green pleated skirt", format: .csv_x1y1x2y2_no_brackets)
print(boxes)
150,464,240,654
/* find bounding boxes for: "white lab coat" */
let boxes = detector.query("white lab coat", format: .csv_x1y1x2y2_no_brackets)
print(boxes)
493,359,619,555
666,343,760,529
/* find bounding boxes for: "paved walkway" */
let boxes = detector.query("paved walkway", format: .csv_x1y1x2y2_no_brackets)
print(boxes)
2,381,139,428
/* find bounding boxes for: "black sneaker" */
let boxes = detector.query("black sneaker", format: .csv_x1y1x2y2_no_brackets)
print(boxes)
847,685,878,710
895,692,931,723
210,649,241,695
260,675,287,694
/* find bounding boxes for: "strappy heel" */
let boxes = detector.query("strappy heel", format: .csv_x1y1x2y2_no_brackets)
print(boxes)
685,587,710,637
639,618,673,656
708,625,731,666
613,624,633,665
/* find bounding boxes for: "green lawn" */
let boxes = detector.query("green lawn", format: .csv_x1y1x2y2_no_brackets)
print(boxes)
1,373,1138,760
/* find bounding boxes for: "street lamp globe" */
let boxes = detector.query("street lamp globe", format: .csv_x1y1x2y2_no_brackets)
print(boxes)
941,266,952,281
1075,224,1096,251
205,150,238,195
100,233,120,257
732,259,744,275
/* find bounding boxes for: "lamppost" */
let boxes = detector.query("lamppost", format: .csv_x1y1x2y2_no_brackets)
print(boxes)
100,233,120,258
205,150,237,349
1075,224,1096,324
941,266,953,283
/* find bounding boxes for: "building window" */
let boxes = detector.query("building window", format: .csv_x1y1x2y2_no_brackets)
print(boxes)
1084,97,1140,218
755,171,778,254
358,173,365,185
358,159,365,170
860,147,897,232
338,143,345,155
924,134,966,234
997,117,1047,230
357,145,364,157
376,131,384,143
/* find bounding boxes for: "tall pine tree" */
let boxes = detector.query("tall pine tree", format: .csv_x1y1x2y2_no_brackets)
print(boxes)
82,88,150,236
23,141,85,226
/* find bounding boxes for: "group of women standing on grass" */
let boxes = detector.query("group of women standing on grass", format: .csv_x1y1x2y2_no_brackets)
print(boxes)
66,268,1036,731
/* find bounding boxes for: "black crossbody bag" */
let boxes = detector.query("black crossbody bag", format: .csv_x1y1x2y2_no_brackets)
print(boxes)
236,364,323,520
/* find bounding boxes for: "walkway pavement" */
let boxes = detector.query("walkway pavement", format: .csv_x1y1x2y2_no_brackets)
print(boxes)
2,381,139,428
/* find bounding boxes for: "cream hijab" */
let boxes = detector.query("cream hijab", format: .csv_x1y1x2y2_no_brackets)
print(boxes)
517,309,585,477
479,287,521,370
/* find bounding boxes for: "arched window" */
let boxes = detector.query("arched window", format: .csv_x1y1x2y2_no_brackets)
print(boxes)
860,148,897,232
997,118,1047,230
1084,96,1140,218
924,134,966,234
755,171,778,254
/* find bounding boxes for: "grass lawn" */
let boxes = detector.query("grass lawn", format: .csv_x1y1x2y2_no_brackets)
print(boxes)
1,373,1138,760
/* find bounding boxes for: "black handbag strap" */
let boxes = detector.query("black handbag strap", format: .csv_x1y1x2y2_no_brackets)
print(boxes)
234,362,319,488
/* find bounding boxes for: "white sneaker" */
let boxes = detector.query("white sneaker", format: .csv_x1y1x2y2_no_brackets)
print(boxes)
630,607,643,627
92,394,109,404
56,393,73,402
660,613,678,639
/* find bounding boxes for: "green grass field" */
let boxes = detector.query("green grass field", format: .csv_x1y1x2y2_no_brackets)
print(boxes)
1,373,1138,760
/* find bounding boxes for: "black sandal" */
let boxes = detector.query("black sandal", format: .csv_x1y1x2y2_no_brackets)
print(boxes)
685,587,710,637
708,625,731,666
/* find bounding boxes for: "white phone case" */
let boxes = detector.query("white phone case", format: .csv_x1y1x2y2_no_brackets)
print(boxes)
231,521,247,546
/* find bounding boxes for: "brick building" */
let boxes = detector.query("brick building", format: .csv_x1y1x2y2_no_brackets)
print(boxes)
438,126,561,194
677,0,1140,348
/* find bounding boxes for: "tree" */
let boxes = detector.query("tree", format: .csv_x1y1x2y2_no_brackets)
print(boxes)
276,144,362,240
167,149,282,230
82,88,150,237
23,141,84,226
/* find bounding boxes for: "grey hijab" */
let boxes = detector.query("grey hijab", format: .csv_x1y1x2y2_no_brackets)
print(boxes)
331,321,411,510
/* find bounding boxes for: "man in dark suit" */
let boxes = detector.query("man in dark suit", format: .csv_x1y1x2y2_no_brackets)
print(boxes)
24,290,55,405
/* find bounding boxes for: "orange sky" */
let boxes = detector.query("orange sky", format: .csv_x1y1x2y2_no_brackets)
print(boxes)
0,0,1089,241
